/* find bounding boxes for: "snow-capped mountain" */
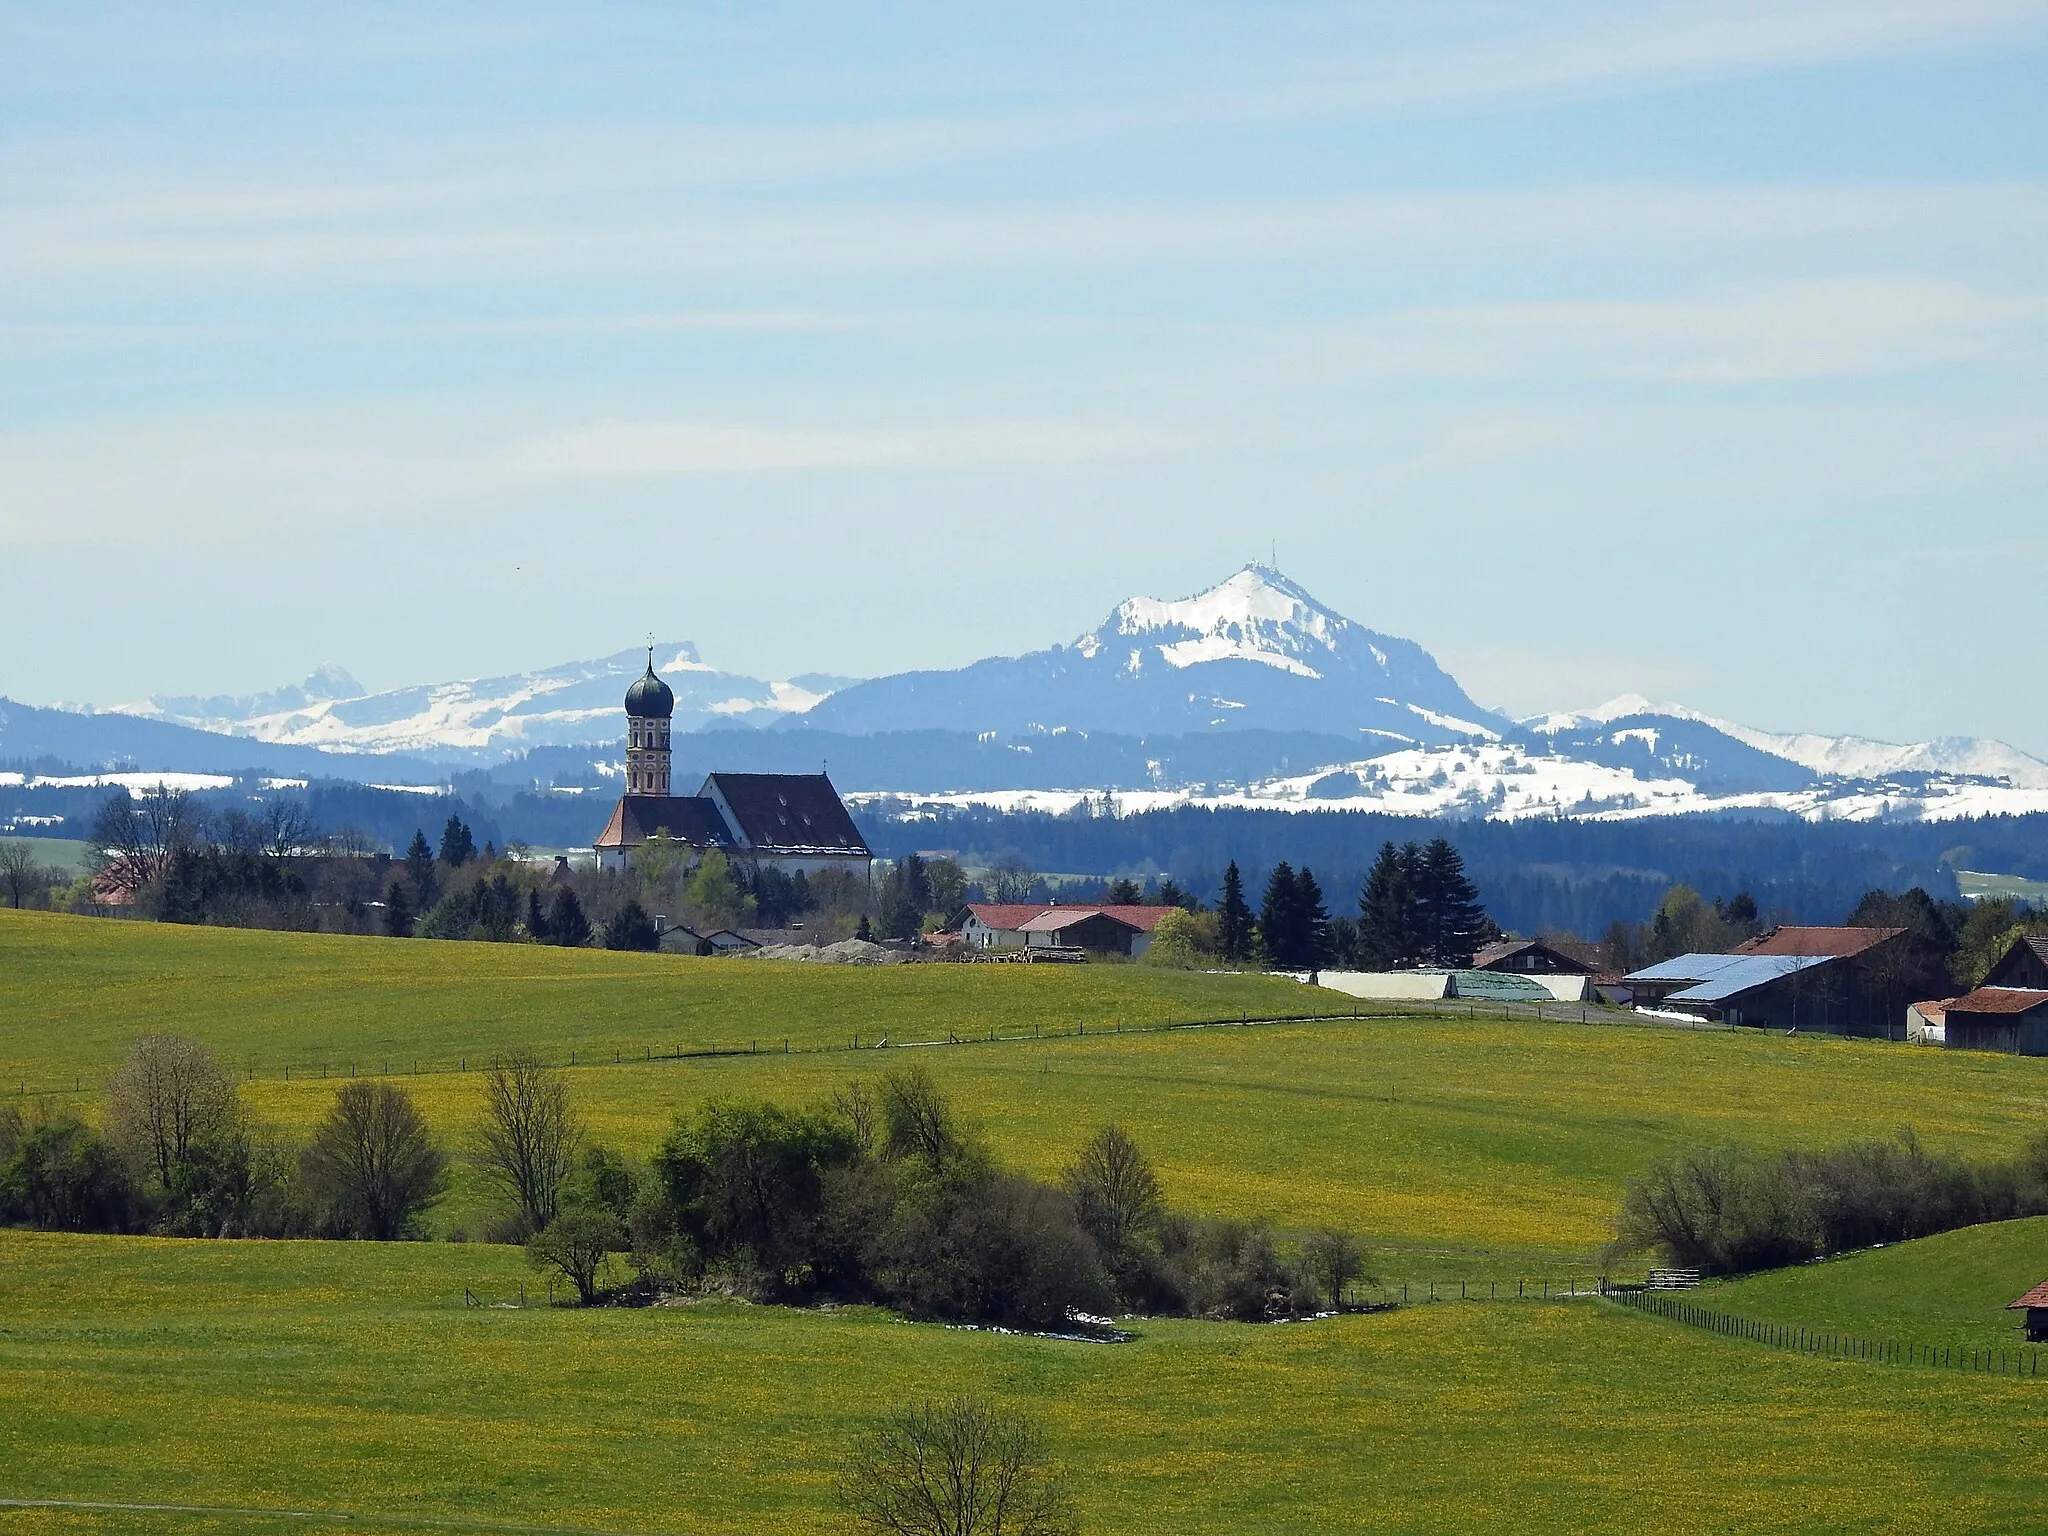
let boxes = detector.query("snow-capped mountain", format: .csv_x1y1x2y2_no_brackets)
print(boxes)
1526,695,2048,792
104,647,854,759
802,566,1502,743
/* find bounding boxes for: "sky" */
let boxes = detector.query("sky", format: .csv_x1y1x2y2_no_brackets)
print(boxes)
3,2,2045,753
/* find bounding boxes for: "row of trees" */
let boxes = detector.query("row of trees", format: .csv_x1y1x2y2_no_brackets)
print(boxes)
1145,839,1497,972
1611,1129,2048,1277
0,1037,448,1240
0,1042,1367,1333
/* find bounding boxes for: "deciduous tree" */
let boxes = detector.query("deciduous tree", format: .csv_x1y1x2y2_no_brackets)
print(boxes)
300,1081,449,1240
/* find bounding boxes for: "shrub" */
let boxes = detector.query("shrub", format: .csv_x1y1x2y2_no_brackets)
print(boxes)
1610,1132,2048,1277
528,1206,626,1305
300,1081,450,1240
838,1396,1077,1536
0,1107,141,1232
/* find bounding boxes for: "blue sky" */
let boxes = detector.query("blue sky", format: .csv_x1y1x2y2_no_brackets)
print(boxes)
3,2,2045,751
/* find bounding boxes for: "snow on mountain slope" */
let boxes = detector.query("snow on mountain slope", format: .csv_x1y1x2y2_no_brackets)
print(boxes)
105,647,854,759
805,565,1502,742
1525,696,2048,791
852,742,2048,826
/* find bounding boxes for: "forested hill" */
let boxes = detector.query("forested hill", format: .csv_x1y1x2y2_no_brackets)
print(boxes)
852,807,2048,937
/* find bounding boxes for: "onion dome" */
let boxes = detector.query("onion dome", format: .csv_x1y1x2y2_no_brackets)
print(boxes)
624,651,675,719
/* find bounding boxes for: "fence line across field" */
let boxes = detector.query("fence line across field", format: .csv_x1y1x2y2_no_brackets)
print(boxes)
10,995,1657,1100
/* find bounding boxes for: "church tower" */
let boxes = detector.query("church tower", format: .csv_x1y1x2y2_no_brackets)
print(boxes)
623,648,675,797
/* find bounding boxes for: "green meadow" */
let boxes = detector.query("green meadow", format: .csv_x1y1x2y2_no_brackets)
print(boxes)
8,909,2048,1532
4,1229,2048,1536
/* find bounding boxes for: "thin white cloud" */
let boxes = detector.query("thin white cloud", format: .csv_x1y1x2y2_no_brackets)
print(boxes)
10,182,2042,287
510,420,1182,476
1267,279,2048,385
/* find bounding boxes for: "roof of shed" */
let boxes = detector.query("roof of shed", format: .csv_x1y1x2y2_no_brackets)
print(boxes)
1733,926,1906,958
1652,954,1832,1003
1945,987,2048,1017
701,772,870,856
2010,1279,2048,1310
1472,938,1601,973
969,903,1175,933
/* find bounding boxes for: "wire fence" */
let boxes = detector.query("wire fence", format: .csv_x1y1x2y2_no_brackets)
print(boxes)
1607,1285,2045,1379
8,996,1642,1100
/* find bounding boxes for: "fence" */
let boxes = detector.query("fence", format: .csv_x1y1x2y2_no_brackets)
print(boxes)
1609,1285,2044,1379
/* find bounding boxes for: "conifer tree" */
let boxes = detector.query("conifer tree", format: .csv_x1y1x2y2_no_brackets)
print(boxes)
1259,862,1301,968
1216,861,1254,963
1296,865,1333,971
526,889,550,943
1357,841,1424,969
383,875,415,938
1419,837,1489,966
440,816,476,868
546,888,592,948
404,830,438,910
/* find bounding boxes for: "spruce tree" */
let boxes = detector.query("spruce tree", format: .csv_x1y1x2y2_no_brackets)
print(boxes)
526,889,550,943
1418,837,1488,967
1259,862,1301,968
404,830,438,910
383,875,415,938
1297,866,1333,970
1216,861,1254,962
1358,841,1423,969
440,816,476,868
546,888,592,948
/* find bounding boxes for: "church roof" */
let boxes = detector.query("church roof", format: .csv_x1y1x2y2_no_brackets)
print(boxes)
624,659,675,719
701,772,871,856
595,795,734,851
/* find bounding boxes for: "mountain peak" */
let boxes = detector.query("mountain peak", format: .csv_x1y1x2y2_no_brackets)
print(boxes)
1086,564,1348,678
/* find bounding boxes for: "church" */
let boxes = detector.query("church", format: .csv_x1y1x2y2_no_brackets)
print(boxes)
593,653,873,879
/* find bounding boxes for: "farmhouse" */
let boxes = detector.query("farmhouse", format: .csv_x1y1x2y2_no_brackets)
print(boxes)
1940,987,2048,1055
1983,935,2048,991
2009,1279,2048,1343
1473,938,1599,976
593,655,872,879
962,902,1173,958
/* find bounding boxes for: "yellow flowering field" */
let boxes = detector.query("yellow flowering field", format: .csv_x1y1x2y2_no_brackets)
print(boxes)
3,1230,2046,1535
0,908,1332,1087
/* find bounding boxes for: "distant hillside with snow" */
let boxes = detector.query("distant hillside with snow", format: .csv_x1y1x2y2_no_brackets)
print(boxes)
101,647,855,760
802,566,1502,744
16,563,2048,827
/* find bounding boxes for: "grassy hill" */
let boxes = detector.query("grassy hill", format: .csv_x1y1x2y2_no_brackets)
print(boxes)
5,1230,2048,1536
1706,1217,2048,1352
13,908,2048,1271
0,908,1330,1084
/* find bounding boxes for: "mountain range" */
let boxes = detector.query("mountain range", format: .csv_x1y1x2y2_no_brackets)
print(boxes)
7,566,2046,825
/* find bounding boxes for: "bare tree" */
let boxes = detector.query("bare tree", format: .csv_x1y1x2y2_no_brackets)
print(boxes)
0,840,53,908
301,1081,450,1240
839,1397,1078,1536
1063,1124,1162,1255
259,798,317,859
830,1080,879,1156
88,785,203,891
984,853,1037,905
880,1065,960,1167
473,1052,581,1234
103,1035,241,1188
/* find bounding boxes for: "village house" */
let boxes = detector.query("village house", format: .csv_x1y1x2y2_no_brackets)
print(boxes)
961,902,1174,958
1983,935,2048,991
592,654,872,880
1472,937,1613,1002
